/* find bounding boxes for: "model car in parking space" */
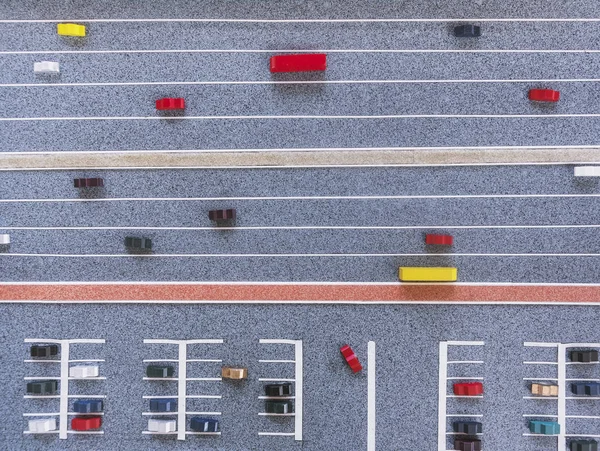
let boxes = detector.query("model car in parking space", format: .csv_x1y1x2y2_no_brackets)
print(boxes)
74,177,104,188
209,209,236,222
454,24,481,37
264,382,292,397
190,417,218,432
30,344,58,358
125,236,152,250
265,400,293,414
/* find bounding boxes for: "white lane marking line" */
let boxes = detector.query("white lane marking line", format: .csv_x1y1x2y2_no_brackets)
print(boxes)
5,224,600,231
368,341,376,451
5,113,600,121
438,342,448,451
6,48,600,55
4,18,600,23
59,341,69,440
558,344,566,445
294,340,303,442
6,78,600,88
3,193,600,202
14,300,600,306
8,281,600,287
523,361,559,365
4,143,600,156
4,252,600,258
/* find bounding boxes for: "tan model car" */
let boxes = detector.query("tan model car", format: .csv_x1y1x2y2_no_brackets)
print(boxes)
222,366,248,380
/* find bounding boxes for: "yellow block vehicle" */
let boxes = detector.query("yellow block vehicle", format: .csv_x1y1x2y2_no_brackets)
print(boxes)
398,267,458,282
57,23,86,37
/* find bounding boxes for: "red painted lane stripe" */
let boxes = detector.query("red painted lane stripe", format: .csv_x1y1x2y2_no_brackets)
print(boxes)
0,284,599,302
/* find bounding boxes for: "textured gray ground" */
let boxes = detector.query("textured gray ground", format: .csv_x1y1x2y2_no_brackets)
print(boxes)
1,165,599,283
0,303,599,451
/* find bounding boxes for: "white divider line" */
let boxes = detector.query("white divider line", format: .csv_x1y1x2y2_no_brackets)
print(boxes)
558,344,566,448
566,378,600,381
7,113,600,121
368,341,376,451
524,342,561,347
523,414,559,417
565,434,600,438
259,359,296,363
5,17,600,23
7,48,600,55
523,378,559,381
5,193,600,203
7,224,600,231
294,340,303,442
447,360,484,364
178,343,187,441
524,361,559,365
58,343,69,440
7,252,600,258
566,415,600,419
438,342,448,451
563,342,600,348
8,77,600,88
0,194,592,205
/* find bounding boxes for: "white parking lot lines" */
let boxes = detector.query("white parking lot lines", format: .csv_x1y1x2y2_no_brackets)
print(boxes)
258,339,303,440
142,338,224,440
523,341,600,449
23,338,105,439
368,341,376,451
438,341,485,451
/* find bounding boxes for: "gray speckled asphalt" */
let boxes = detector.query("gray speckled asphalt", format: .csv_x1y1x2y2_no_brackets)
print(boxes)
0,303,599,451
2,2,600,451
1,165,599,282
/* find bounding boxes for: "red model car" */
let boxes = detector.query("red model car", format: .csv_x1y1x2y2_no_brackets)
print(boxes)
528,89,560,102
270,54,327,73
156,97,185,110
425,234,453,246
340,344,362,373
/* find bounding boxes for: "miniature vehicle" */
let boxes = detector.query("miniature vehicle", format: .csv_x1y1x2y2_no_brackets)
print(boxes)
0,234,9,245
34,61,60,74
74,178,104,188
528,89,560,102
28,418,57,433
150,399,177,412
531,383,558,397
572,382,600,396
398,267,457,282
454,438,482,451
574,166,600,177
27,380,58,395
270,53,327,73
265,400,293,414
570,440,598,451
125,236,152,250
73,399,103,413
148,419,176,433
69,365,99,378
222,366,248,380
156,98,185,110
340,344,362,373
190,417,219,432
265,382,293,397
571,350,599,362
57,23,86,37
529,420,560,435
425,234,453,246
208,209,236,222
453,382,483,396
146,365,174,378
454,24,481,37
453,421,482,435
71,416,101,431
30,344,58,358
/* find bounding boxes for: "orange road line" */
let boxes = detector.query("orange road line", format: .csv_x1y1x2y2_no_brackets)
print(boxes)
0,284,599,303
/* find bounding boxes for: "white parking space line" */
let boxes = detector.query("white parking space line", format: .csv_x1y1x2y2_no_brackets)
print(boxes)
522,341,600,449
23,338,105,439
368,341,376,451
142,338,224,440
258,339,303,441
438,341,485,451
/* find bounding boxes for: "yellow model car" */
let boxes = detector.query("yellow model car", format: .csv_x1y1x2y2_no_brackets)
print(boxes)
57,23,86,37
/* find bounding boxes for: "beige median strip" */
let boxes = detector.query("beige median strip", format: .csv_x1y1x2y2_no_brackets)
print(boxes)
1,148,600,169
